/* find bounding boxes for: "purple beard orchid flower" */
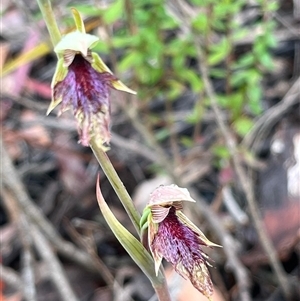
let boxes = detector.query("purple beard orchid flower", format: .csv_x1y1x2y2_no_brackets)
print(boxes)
142,185,221,300
48,31,135,150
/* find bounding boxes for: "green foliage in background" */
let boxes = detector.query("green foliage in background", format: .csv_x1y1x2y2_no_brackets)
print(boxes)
73,0,277,160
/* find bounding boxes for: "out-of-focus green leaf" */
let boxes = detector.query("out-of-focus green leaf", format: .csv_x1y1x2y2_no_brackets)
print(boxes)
103,0,123,24
73,4,102,16
192,14,208,33
180,136,194,148
208,38,231,66
2,43,50,77
233,117,254,136
183,70,203,93
210,68,227,78
212,145,230,160
247,85,263,115
166,80,185,100
187,101,205,124
119,51,143,71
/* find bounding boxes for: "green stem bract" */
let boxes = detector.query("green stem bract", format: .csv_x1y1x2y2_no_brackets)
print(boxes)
90,138,141,234
96,180,172,301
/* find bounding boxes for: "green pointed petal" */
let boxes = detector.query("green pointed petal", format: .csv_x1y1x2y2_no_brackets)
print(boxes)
96,177,162,283
71,7,86,33
54,32,99,58
91,52,113,73
47,96,63,115
176,211,222,248
92,53,136,94
111,80,137,94
51,57,68,88
47,58,67,115
140,206,151,232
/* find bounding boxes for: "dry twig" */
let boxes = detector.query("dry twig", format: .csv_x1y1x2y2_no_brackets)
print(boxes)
243,77,300,151
1,186,78,301
1,188,37,301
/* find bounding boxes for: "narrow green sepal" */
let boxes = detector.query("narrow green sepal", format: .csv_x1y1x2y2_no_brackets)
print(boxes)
96,176,163,283
91,52,112,73
47,58,67,115
71,7,86,33
140,206,151,231
92,53,136,94
51,57,67,88
176,211,222,248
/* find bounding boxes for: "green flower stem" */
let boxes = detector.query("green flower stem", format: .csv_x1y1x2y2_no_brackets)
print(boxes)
36,2,171,300
90,139,141,234
36,0,61,47
153,283,173,301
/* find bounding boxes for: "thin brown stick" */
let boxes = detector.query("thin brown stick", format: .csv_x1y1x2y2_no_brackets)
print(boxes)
30,224,79,301
122,96,180,183
1,187,78,301
242,76,300,151
1,188,37,301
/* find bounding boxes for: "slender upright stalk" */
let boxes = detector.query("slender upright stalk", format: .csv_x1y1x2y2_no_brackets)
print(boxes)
36,0,61,47
90,139,141,233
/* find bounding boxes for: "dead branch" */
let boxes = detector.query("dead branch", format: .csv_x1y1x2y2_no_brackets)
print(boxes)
1,186,78,301
0,264,24,295
30,223,79,301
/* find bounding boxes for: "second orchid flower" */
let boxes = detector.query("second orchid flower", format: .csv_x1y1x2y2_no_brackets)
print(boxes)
140,185,221,300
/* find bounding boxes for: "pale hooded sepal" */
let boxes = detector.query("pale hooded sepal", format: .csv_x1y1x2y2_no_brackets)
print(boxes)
54,31,99,59
148,184,196,207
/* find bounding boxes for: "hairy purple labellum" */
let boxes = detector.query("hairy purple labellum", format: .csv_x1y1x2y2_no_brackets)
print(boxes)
151,206,213,298
53,54,116,147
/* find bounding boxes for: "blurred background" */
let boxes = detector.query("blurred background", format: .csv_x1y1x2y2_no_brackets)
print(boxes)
1,0,299,300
